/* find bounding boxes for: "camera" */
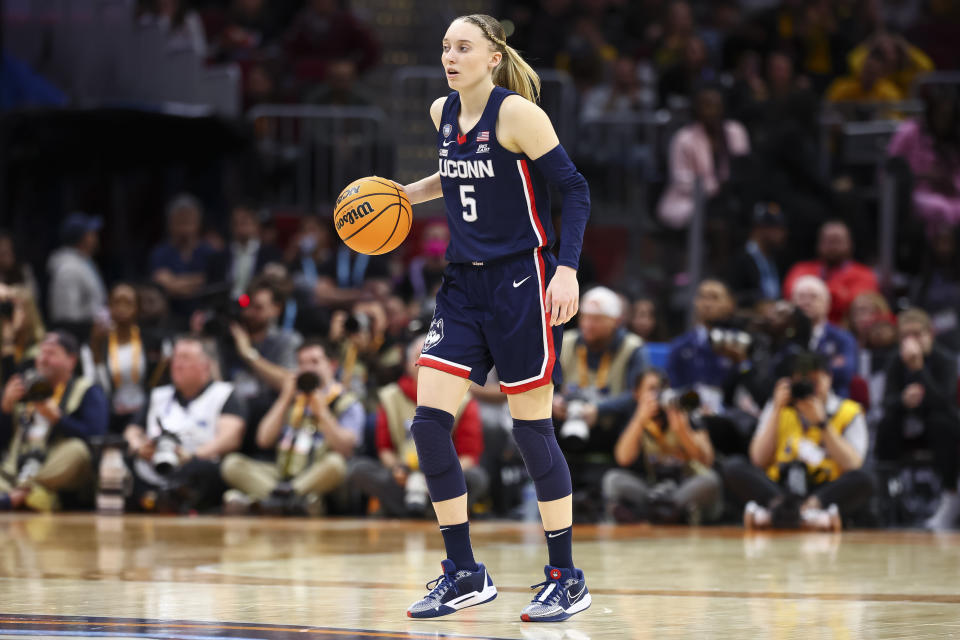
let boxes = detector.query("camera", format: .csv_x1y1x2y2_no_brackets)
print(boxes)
709,326,753,357
790,379,815,402
659,388,702,413
0,300,14,320
343,312,370,336
22,369,54,403
558,399,591,451
404,470,429,514
152,430,182,475
16,451,46,485
296,371,321,394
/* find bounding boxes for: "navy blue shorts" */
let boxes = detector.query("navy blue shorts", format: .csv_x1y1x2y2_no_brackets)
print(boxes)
417,248,563,394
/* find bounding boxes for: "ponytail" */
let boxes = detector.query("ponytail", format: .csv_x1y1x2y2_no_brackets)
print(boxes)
459,14,541,103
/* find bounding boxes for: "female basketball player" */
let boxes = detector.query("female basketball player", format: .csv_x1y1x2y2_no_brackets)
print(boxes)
396,14,591,622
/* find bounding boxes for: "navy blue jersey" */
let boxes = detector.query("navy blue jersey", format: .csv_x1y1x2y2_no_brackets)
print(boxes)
437,87,555,263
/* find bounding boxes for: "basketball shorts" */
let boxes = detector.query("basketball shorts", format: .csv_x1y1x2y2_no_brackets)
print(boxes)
417,248,563,394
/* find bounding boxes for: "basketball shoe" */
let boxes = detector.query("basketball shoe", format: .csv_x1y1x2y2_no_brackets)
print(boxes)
406,559,497,618
520,565,591,622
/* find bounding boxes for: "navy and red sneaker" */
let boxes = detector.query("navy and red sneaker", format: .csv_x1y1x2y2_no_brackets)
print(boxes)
520,565,591,622
406,559,498,619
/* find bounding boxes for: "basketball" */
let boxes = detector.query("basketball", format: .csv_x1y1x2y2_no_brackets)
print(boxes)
333,176,412,255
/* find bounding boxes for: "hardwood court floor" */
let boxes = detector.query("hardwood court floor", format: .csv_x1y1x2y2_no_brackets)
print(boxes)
0,515,959,640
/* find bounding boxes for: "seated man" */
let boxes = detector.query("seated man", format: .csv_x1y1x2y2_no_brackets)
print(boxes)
124,337,246,512
875,309,960,530
723,352,873,530
348,335,487,517
789,275,858,396
0,331,108,510
221,340,364,515
602,368,722,524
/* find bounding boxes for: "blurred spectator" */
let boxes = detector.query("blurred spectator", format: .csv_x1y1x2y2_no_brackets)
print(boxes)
348,335,487,517
0,230,38,299
283,0,381,77
875,309,960,530
727,202,788,309
0,332,108,511
783,221,879,325
397,221,448,307
826,49,903,103
136,0,207,57
627,297,665,343
221,340,363,515
124,337,246,513
136,282,176,379
724,351,872,531
666,280,737,408
657,85,750,230
287,215,335,301
658,36,716,107
0,284,45,384
848,292,895,350
210,201,283,299
555,287,647,447
46,212,107,341
209,0,281,63
149,194,217,322
86,284,150,434
789,275,858,396
223,279,302,405
303,60,371,106
652,1,696,71
847,32,934,97
314,240,391,308
602,368,721,524
581,56,653,121
909,228,960,351
887,87,960,239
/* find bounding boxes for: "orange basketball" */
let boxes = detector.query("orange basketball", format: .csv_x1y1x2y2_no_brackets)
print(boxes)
333,176,412,255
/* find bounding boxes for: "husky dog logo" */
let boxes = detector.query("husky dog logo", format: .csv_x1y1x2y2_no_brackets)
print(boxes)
423,318,444,352
442,123,453,138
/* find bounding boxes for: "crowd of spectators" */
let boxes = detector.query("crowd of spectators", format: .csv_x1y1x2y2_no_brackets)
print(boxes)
2,1,960,533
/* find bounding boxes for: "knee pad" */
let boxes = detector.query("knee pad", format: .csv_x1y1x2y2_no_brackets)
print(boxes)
512,418,572,502
410,406,467,502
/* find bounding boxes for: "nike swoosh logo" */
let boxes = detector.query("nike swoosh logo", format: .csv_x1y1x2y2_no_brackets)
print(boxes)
568,583,586,604
547,529,568,538
442,140,454,147
439,527,449,531
513,276,532,288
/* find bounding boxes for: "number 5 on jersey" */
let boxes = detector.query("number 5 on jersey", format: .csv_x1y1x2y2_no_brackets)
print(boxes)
460,185,477,222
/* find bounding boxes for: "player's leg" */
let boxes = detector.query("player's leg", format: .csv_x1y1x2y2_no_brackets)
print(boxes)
488,250,589,622
507,385,590,622
406,267,497,619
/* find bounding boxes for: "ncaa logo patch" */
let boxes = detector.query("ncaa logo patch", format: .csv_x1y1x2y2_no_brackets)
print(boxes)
442,123,452,138
423,318,444,352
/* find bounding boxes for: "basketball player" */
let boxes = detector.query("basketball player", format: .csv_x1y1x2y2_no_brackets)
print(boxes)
394,14,591,622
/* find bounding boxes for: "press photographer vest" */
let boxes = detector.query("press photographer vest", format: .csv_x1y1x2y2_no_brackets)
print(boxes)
559,331,643,396
274,385,357,480
2,376,93,478
145,381,234,455
377,383,467,470
767,399,862,485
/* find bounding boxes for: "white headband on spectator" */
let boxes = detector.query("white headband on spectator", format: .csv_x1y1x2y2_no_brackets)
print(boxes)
580,286,622,319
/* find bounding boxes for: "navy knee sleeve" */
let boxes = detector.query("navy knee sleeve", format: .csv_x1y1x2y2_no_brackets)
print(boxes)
410,406,467,502
512,418,572,502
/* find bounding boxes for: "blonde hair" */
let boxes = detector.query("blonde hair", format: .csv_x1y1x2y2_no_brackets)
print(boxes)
458,14,540,103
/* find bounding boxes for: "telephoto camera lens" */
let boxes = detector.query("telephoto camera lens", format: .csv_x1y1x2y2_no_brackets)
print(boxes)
296,371,321,393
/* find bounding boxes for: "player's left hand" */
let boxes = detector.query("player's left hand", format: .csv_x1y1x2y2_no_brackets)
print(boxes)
545,266,579,326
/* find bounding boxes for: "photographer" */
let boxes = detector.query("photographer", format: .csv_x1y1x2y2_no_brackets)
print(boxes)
723,352,872,531
348,335,487,517
602,369,722,524
123,337,246,512
0,332,108,510
875,309,960,530
220,340,364,515
789,275,858,396
0,284,45,385
554,287,646,471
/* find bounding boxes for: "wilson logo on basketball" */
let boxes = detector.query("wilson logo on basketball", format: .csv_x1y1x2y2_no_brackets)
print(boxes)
336,184,361,205
335,200,375,230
